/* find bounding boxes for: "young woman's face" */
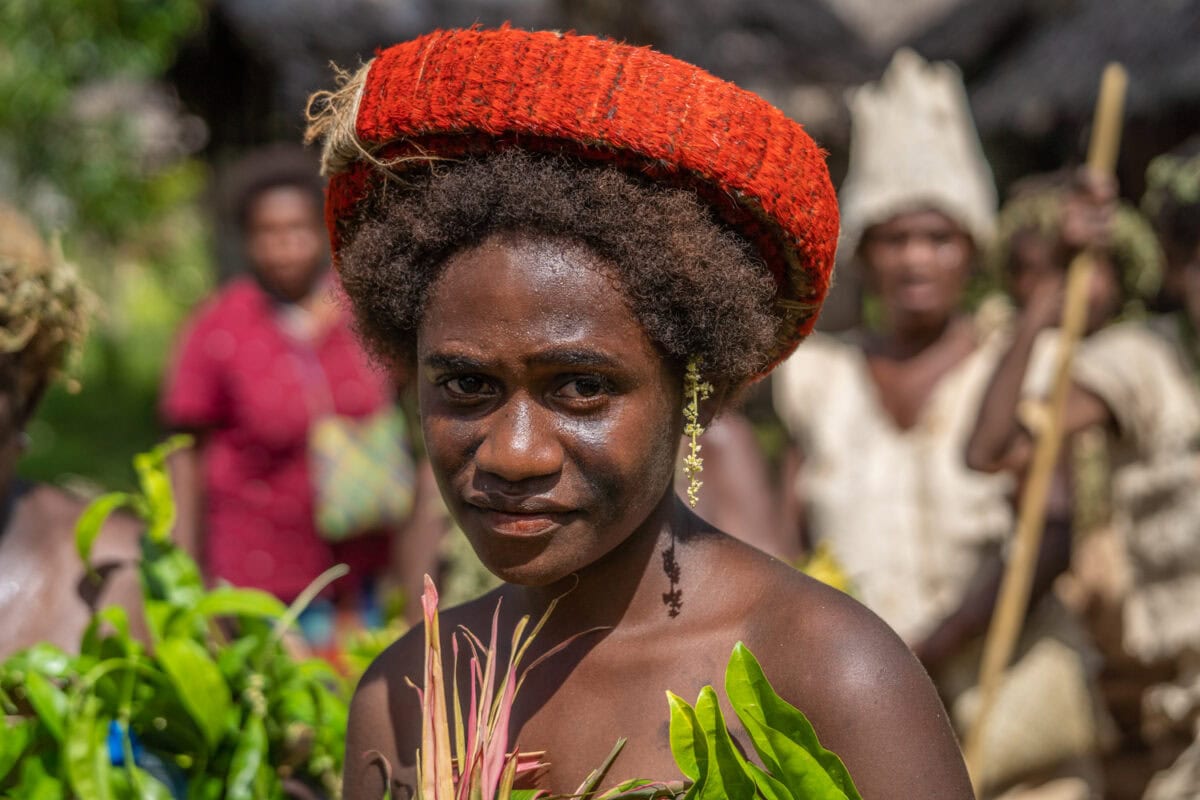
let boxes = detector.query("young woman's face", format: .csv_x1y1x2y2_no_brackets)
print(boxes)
245,186,327,302
860,209,972,330
416,232,683,585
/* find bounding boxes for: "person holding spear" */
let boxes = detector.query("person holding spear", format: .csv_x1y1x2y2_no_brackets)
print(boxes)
966,74,1200,799
972,138,1200,799
772,49,1103,799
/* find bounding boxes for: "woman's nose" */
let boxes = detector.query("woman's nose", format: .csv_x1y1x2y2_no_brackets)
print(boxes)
474,397,564,484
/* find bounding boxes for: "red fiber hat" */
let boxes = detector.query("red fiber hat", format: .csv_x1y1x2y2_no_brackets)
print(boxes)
308,26,839,370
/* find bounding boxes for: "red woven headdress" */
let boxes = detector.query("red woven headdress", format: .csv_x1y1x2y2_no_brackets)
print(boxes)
307,26,839,371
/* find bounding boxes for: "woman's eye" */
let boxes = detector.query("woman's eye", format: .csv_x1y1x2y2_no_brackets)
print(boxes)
444,376,490,396
557,377,608,400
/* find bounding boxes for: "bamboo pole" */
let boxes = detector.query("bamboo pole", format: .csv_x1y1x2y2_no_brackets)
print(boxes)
963,62,1128,785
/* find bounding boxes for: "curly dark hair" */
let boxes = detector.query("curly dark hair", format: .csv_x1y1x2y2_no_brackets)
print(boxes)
336,150,780,389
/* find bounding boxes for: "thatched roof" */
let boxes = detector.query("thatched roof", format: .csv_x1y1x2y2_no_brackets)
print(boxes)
967,0,1200,134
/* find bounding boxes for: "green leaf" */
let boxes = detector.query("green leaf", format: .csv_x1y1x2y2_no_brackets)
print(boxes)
134,454,174,544
226,712,268,800
156,637,232,749
139,538,206,644
111,765,176,800
15,642,74,679
667,691,704,782
693,686,757,800
64,696,114,800
0,717,34,783
12,755,65,800
75,491,137,566
22,671,70,742
216,634,263,683
81,606,138,659
191,586,288,622
725,643,859,800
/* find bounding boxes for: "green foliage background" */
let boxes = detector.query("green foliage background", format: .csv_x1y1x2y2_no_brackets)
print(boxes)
3,0,213,492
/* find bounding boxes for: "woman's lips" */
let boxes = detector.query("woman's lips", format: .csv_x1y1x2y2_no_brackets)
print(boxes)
472,508,571,537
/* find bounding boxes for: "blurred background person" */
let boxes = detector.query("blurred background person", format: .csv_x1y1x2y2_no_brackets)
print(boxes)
0,203,144,658
984,174,1169,796
971,150,1200,800
772,50,1103,799
160,145,438,653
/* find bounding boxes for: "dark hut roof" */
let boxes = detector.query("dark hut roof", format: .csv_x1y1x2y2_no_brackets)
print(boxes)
213,0,878,119
968,0,1200,134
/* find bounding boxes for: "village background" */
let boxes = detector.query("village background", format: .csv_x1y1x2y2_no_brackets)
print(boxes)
9,0,1199,495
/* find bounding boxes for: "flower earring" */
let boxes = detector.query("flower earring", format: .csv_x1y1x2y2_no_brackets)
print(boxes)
682,358,713,507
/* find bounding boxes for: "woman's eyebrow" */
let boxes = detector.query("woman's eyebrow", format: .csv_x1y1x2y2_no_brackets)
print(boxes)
424,353,487,371
526,348,621,369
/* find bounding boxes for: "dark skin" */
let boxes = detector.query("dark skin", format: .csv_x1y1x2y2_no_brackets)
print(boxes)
675,413,782,559
779,210,1071,673
964,172,1125,476
343,231,972,799
0,375,145,658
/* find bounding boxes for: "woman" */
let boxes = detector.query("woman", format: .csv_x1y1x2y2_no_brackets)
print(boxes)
305,27,971,799
0,203,144,657
772,52,1101,798
161,146,439,644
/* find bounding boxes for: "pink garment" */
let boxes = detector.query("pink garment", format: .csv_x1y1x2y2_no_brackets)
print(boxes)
162,277,393,602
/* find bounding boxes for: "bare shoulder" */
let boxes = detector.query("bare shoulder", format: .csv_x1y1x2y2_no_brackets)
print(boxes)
712,539,974,799
344,588,508,799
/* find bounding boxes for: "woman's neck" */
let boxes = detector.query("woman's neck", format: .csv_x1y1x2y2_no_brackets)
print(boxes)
511,490,698,638
872,313,965,359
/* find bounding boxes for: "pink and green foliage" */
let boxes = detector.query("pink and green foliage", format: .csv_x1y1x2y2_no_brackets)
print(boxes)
412,579,861,800
409,575,552,800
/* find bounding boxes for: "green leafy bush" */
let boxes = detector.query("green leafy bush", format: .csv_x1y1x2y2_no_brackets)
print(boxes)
0,438,349,799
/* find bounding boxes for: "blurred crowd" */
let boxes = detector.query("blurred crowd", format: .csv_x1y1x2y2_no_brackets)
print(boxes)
3,38,1200,800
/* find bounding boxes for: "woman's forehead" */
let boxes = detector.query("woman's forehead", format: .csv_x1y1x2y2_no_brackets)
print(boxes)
417,232,659,366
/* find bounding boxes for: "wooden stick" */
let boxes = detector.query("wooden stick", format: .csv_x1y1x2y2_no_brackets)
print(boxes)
963,62,1128,785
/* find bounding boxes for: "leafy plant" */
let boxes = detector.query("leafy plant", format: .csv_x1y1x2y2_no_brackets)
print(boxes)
0,437,349,799
411,581,861,800
667,645,862,800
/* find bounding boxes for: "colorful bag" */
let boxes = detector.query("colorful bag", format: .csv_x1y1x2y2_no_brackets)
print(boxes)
309,407,415,542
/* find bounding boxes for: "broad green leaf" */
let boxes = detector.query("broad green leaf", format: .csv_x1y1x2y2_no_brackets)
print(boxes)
743,762,795,800
139,537,204,607
726,643,859,800
686,681,791,800
191,586,288,621
23,671,69,742
110,765,175,800
216,634,263,683
13,755,65,800
226,712,267,800
666,692,704,781
188,774,226,800
81,606,138,658
0,717,34,782
140,598,176,645
156,637,231,749
76,492,137,566
693,687,757,800
15,642,73,679
64,696,114,800
134,434,191,543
